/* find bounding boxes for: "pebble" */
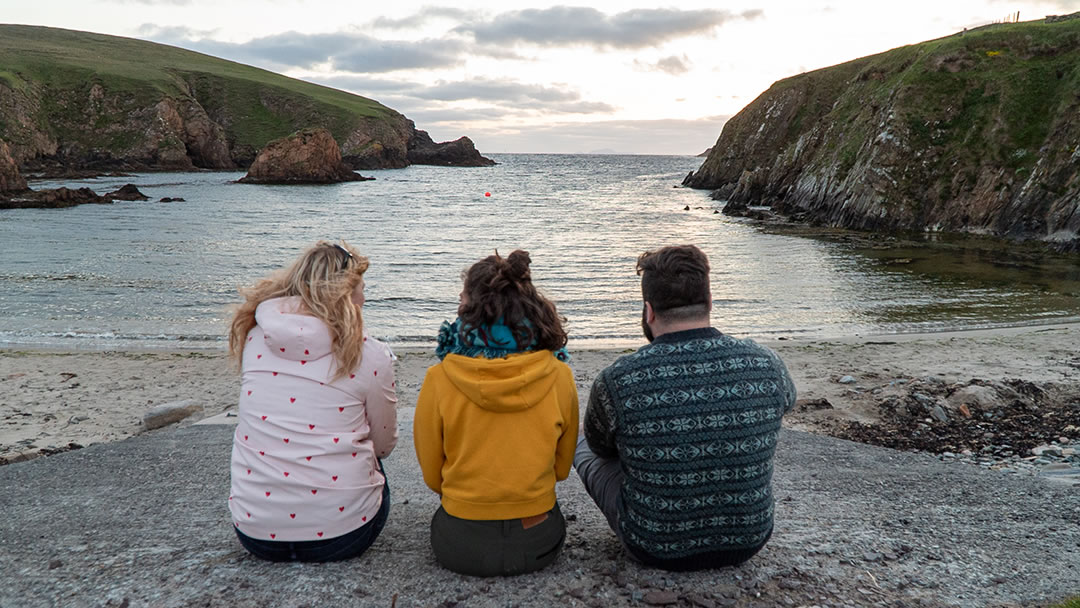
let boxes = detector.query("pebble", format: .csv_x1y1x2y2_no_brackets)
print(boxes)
838,375,857,384
643,591,680,605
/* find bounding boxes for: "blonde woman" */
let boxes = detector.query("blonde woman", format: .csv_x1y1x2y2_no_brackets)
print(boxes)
227,241,397,562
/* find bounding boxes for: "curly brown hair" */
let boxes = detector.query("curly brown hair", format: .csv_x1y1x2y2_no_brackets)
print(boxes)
458,250,567,352
228,240,369,380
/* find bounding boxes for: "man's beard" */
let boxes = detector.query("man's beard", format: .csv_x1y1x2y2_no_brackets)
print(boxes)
641,304,654,343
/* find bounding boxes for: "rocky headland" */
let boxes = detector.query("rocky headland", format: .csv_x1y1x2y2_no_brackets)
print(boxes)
685,15,1080,251
238,128,373,184
0,25,493,179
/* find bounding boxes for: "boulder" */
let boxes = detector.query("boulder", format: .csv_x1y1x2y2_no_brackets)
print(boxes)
105,184,150,201
947,384,1003,411
406,130,496,167
143,399,204,430
0,139,28,193
239,128,374,184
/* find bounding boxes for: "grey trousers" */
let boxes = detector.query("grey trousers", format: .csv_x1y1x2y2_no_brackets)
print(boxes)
572,436,625,542
430,503,566,577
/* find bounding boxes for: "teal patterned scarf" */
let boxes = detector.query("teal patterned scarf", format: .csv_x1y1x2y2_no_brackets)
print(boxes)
436,318,570,363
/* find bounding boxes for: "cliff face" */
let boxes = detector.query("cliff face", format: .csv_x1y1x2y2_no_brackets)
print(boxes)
0,25,491,174
685,17,1080,249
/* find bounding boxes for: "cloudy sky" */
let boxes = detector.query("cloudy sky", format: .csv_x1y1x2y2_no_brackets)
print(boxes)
7,0,1080,153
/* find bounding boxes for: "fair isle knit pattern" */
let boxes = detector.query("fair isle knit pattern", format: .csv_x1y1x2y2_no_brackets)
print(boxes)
585,327,796,560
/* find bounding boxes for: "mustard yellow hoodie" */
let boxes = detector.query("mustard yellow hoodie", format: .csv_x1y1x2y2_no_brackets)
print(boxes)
414,350,579,520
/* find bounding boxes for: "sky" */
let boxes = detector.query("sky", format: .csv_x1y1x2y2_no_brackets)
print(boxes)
5,0,1080,154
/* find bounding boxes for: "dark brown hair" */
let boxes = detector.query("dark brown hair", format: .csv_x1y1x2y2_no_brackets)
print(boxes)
459,250,567,351
636,244,711,320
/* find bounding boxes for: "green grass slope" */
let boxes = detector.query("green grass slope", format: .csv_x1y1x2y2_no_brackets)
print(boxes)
0,24,412,169
687,16,1080,248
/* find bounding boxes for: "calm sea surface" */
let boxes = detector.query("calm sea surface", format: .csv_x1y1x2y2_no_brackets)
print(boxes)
2,153,1079,351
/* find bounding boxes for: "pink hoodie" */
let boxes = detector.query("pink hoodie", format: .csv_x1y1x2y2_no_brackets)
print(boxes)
229,296,398,541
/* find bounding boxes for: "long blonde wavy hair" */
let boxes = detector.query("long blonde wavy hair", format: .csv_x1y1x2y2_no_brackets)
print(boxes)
229,240,370,380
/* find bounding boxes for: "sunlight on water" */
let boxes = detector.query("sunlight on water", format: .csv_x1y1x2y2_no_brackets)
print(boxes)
2,154,1079,351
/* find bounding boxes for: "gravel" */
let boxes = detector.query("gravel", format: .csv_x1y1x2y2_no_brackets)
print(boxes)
0,413,1077,608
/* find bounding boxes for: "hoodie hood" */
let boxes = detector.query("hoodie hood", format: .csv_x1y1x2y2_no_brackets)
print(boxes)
255,296,334,361
440,350,560,413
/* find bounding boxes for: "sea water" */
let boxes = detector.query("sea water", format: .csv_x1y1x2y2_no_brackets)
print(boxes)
1,154,1079,351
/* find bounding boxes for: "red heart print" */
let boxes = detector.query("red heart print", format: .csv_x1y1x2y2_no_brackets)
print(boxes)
338,407,345,412
261,415,267,421
246,469,251,474
248,336,252,342
257,354,262,359
280,348,285,352
283,438,289,444
304,349,309,355
392,381,395,388
247,391,252,396
351,452,357,458
290,513,296,519
259,451,265,456
362,516,367,522
309,424,315,430
332,476,338,481
270,534,276,539
244,435,248,441
265,491,271,497
317,532,324,537
339,506,345,512
332,438,339,443
306,456,312,461
300,361,306,365
311,489,318,495
283,472,289,477
350,374,355,379
290,397,296,403
373,370,377,376
246,512,251,518
272,372,277,376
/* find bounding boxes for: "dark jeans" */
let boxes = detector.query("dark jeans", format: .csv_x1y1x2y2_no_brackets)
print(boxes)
236,474,390,563
430,503,566,577
573,437,769,571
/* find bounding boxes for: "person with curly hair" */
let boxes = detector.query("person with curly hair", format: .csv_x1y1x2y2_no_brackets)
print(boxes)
414,250,579,577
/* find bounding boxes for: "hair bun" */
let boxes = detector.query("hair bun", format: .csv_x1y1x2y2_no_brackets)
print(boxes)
506,250,531,281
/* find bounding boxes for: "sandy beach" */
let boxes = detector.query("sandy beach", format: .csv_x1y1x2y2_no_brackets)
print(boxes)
3,323,1078,465
2,324,1079,608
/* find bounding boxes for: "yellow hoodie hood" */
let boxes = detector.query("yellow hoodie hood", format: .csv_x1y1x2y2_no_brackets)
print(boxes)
439,350,558,413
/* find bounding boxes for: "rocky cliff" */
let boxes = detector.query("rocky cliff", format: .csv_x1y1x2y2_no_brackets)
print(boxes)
0,140,27,192
0,25,492,175
685,16,1080,250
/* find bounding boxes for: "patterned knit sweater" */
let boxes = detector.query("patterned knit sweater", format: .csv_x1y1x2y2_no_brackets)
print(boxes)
584,327,796,560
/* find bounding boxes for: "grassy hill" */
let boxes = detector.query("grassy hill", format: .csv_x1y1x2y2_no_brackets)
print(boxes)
0,25,416,170
686,15,1080,249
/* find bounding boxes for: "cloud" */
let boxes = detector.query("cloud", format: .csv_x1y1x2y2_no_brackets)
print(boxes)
139,26,479,72
456,7,764,49
313,75,614,114
117,0,193,4
371,7,479,30
634,54,691,75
